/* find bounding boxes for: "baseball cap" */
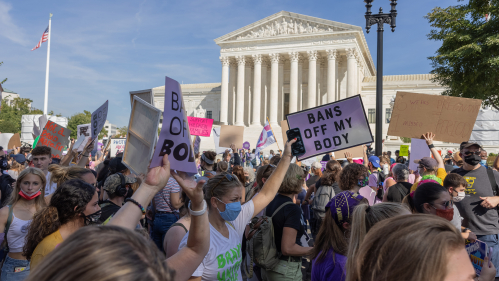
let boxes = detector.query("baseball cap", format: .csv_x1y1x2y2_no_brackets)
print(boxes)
447,150,452,154
413,157,438,169
368,156,380,168
11,154,26,164
109,157,127,173
312,162,322,169
103,174,137,194
452,152,462,162
326,191,365,226
461,142,482,151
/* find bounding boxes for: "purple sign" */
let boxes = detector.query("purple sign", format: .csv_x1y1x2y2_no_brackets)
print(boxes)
286,95,373,161
243,141,250,150
320,161,327,171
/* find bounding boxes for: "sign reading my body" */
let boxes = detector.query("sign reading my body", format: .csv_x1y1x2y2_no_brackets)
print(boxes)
158,91,195,163
305,105,351,151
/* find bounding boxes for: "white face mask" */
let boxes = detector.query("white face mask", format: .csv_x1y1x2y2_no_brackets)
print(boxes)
453,191,466,202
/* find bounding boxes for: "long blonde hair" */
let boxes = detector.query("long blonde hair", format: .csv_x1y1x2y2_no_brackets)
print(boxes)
346,202,409,279
8,168,47,211
48,165,93,188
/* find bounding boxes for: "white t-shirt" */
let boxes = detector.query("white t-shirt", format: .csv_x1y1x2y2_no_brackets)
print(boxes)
45,172,58,196
179,200,255,281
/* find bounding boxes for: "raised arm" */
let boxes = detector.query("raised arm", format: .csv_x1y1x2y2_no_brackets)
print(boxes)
251,139,296,217
423,132,445,170
77,140,95,167
363,145,369,167
60,139,76,166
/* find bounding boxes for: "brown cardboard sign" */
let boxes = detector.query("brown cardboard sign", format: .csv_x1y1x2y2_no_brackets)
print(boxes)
333,145,364,159
387,92,482,143
219,125,244,149
280,120,289,146
7,133,21,149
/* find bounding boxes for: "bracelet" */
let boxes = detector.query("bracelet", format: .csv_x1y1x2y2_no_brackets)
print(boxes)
125,198,146,215
189,201,207,216
428,144,435,149
82,154,89,157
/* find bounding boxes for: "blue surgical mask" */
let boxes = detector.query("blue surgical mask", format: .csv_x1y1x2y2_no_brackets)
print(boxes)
216,198,241,221
358,177,369,187
480,159,487,165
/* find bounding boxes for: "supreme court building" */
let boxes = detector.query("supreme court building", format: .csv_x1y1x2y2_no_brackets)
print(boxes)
132,11,445,153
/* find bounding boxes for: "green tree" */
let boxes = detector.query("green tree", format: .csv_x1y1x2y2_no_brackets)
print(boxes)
116,126,128,138
67,110,108,139
0,97,43,133
400,137,412,143
426,0,499,109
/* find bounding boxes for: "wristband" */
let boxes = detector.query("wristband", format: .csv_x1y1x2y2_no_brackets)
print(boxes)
125,198,146,215
428,144,435,149
189,201,207,216
82,154,89,157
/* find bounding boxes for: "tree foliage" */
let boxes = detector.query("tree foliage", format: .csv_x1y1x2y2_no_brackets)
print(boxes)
0,97,43,133
116,126,128,138
426,0,499,109
67,110,108,139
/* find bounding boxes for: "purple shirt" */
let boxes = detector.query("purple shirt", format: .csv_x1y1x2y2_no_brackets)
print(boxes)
312,250,347,281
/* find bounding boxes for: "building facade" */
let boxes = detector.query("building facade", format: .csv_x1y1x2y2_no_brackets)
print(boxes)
135,11,447,153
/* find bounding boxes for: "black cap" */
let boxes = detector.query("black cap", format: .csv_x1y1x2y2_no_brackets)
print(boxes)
461,142,482,151
109,157,127,173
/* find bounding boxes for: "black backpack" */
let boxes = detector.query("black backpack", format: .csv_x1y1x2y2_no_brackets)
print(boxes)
0,174,15,208
311,183,337,219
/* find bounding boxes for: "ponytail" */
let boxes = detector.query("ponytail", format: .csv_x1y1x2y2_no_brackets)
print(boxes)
48,165,92,188
23,206,61,260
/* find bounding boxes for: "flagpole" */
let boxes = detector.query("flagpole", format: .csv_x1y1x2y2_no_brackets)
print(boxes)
43,13,53,115
266,116,282,154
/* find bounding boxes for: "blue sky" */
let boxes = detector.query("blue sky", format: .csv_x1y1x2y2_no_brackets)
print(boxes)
0,0,460,127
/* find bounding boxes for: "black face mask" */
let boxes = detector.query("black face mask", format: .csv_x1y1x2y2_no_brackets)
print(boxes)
82,210,102,226
464,155,481,166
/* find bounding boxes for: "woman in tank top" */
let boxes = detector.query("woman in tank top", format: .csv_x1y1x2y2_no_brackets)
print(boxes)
163,192,191,259
0,168,47,280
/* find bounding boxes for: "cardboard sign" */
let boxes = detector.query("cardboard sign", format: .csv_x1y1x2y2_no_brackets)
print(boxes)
124,96,161,175
387,92,482,143
219,125,244,149
110,138,126,157
38,120,71,159
7,133,21,149
409,138,431,171
91,101,108,140
332,145,365,159
77,124,91,137
286,95,373,161
466,240,488,276
399,145,409,157
193,136,201,155
187,116,213,137
150,76,197,175
281,120,289,146
73,135,86,151
213,127,229,154
0,134,14,149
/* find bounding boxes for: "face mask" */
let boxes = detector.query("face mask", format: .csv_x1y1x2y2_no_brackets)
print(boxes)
358,177,369,187
432,205,454,221
82,210,102,226
480,159,487,165
245,176,249,182
216,198,241,221
19,189,41,201
453,191,466,202
464,155,481,166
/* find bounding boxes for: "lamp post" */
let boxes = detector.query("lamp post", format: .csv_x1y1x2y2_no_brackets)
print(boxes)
364,0,397,155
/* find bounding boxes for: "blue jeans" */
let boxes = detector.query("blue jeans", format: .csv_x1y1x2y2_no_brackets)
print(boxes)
151,213,178,252
1,255,30,281
477,234,499,277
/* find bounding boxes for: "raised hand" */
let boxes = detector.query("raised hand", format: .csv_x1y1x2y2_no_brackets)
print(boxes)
345,152,353,163
422,132,435,145
171,171,205,209
145,154,171,191
282,138,297,161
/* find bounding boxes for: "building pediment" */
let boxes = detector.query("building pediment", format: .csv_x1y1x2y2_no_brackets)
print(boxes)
215,11,362,43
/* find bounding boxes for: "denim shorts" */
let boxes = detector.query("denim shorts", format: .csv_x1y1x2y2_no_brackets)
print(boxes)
1,255,30,281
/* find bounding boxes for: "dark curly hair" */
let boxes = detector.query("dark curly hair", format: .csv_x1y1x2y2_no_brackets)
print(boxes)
320,160,342,186
31,146,52,157
23,179,96,260
338,163,368,191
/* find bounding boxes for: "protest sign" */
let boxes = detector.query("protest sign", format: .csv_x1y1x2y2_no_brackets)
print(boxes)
38,120,71,159
150,76,197,175
110,138,126,157
129,89,153,106
399,145,409,157
301,157,317,167
123,96,161,175
187,116,213,137
77,137,91,152
387,92,482,143
243,141,250,150
286,95,373,161
466,240,488,276
77,124,91,137
219,125,244,149
409,138,431,171
281,120,289,146
73,135,86,151
193,136,201,155
91,101,108,140
213,127,229,154
7,133,21,149
0,134,14,149
332,145,365,159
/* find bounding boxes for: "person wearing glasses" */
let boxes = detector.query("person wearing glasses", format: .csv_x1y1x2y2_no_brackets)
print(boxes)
405,181,455,220
409,132,447,193
178,140,297,281
451,141,499,276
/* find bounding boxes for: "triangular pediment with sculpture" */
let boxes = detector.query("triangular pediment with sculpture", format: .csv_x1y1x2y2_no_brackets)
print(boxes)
215,11,360,43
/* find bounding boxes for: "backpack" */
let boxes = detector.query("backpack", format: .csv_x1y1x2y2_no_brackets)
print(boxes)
0,174,14,208
311,184,336,219
375,171,386,200
245,201,294,276
251,157,257,167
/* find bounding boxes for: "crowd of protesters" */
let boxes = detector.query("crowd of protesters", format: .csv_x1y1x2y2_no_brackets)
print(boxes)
0,130,495,281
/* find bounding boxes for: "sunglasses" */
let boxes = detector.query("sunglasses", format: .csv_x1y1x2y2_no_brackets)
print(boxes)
211,174,236,196
463,151,482,156
435,200,453,209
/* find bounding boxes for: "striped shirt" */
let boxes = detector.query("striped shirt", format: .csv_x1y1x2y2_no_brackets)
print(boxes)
153,177,181,213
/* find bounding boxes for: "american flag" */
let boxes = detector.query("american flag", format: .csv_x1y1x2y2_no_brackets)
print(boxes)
31,26,49,51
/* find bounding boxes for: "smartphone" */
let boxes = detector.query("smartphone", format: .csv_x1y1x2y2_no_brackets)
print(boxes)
286,128,306,157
